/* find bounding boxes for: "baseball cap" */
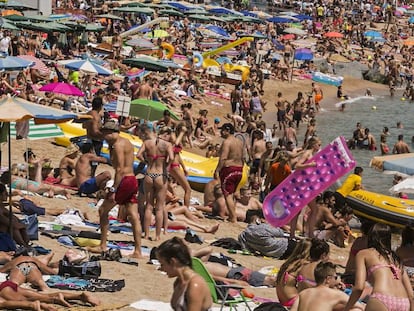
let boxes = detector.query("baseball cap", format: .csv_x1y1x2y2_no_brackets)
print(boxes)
101,121,119,132
219,123,234,133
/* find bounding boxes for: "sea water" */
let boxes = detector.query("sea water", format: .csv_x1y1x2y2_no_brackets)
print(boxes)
316,95,414,195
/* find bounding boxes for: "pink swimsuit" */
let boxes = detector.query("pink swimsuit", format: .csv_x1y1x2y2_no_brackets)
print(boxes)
368,263,410,311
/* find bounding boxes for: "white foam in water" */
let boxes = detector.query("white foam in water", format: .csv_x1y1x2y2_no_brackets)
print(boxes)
335,95,376,107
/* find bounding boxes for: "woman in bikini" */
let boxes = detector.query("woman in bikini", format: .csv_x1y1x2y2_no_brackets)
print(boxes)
168,124,192,210
0,253,58,291
275,239,311,308
344,223,414,311
156,237,212,311
295,137,321,238
136,125,174,241
181,103,194,148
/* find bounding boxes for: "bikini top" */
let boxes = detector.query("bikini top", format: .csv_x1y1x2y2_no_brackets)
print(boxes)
148,154,166,160
367,263,401,280
173,144,183,154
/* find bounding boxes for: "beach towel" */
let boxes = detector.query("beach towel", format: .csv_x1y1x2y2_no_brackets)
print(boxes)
47,275,125,292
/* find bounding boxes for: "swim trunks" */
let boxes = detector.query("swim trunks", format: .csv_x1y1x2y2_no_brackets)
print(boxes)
314,93,323,104
115,176,138,205
220,166,243,196
79,177,98,194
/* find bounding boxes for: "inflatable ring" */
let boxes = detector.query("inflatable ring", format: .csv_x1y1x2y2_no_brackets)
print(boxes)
160,42,175,59
192,52,203,68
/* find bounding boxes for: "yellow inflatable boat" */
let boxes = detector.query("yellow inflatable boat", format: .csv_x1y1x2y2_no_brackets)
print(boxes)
346,190,414,228
55,122,248,192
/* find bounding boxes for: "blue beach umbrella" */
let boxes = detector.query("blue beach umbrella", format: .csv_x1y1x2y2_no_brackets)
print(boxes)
294,48,313,60
59,59,112,76
205,25,229,38
293,14,313,21
267,16,293,23
364,30,382,38
0,56,34,71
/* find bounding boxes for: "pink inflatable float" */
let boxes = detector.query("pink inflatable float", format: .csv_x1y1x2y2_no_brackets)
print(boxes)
263,137,356,228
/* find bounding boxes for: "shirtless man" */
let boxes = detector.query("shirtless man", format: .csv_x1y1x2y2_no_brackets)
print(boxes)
58,144,79,187
275,92,289,131
75,144,111,196
291,262,364,311
312,82,323,111
83,96,104,176
235,187,262,222
98,121,142,258
250,130,266,188
214,123,244,223
226,113,245,131
137,77,152,99
230,84,242,114
392,134,411,154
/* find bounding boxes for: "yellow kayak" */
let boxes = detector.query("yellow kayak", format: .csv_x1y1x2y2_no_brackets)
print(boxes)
55,122,248,192
347,190,414,228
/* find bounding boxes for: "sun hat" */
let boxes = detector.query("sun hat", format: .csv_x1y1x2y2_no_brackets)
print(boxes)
65,144,80,156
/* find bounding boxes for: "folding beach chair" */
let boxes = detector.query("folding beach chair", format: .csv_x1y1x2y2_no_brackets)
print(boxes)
191,257,252,311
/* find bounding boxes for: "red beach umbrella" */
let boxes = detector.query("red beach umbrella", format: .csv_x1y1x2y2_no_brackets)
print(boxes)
324,31,344,38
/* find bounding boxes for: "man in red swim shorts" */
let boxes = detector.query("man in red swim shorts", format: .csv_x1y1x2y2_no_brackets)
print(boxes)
214,123,244,223
98,121,142,259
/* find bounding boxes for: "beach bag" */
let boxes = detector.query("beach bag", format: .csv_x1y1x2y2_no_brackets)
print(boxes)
58,260,101,279
254,302,287,311
20,214,39,240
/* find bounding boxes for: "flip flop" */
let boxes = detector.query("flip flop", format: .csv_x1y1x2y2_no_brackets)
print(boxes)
118,257,139,266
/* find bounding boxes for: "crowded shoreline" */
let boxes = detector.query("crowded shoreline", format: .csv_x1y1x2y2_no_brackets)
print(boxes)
0,0,413,310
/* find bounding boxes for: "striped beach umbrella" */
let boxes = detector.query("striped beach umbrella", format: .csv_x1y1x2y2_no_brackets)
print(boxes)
10,120,64,140
59,59,112,76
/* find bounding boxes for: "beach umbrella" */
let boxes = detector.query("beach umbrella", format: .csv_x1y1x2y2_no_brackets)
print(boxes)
0,20,19,30
59,59,112,76
188,14,211,22
84,23,105,32
205,25,229,38
39,82,84,97
403,38,414,46
241,10,258,17
294,48,313,60
158,9,184,17
17,55,50,75
123,57,169,72
0,95,81,236
208,7,243,15
0,56,34,71
95,13,124,21
113,6,154,15
3,14,27,21
144,29,169,39
364,30,382,38
10,120,64,140
324,31,344,38
281,34,295,40
284,27,307,35
183,9,209,15
129,98,179,121
0,0,36,11
293,14,313,21
70,14,89,22
267,16,293,23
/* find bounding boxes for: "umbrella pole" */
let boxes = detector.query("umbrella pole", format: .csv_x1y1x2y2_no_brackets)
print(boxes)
8,124,12,238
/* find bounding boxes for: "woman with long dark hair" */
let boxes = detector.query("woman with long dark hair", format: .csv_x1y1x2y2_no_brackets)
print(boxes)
344,223,414,311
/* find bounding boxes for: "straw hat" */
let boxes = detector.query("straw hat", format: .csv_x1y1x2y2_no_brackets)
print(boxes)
65,144,80,156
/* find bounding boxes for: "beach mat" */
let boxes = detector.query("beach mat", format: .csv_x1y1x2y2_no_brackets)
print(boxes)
130,299,172,311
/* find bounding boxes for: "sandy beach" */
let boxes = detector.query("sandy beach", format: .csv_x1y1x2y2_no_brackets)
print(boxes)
0,76,390,310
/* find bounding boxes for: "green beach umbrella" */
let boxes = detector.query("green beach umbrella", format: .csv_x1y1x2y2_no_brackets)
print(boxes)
123,57,169,72
113,7,154,15
1,20,19,30
129,99,179,121
158,9,184,17
10,120,64,140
